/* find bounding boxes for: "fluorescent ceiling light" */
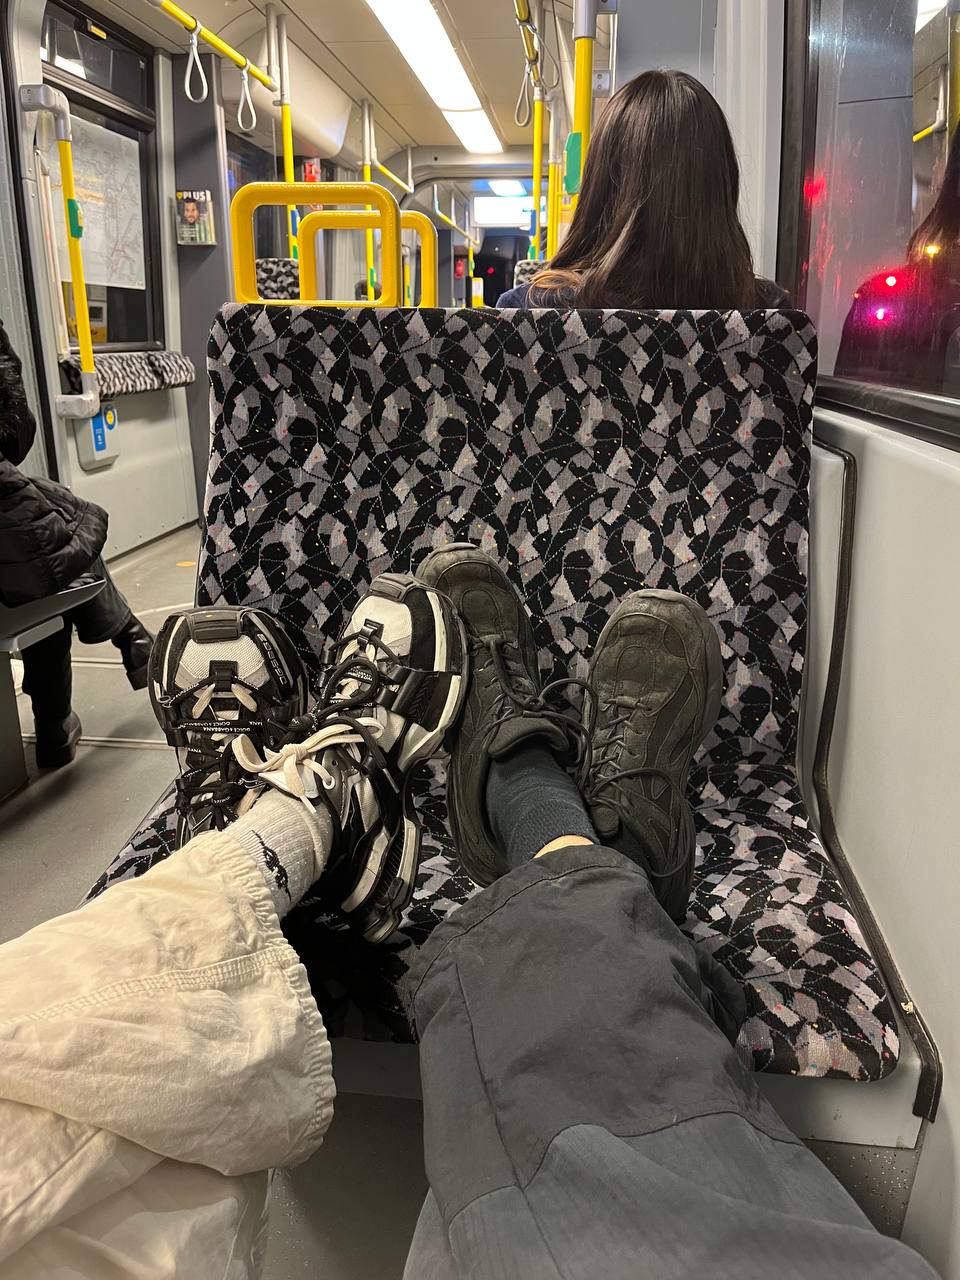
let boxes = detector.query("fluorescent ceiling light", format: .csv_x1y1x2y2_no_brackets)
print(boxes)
364,0,503,153
489,179,525,196
443,109,503,154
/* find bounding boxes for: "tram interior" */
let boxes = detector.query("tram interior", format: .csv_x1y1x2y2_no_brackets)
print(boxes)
0,0,958,1276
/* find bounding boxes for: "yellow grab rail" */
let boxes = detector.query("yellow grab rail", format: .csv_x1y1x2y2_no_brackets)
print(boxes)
531,92,545,257
19,83,99,416
513,0,544,89
546,158,560,259
276,13,298,258
231,182,402,305
298,208,438,306
373,158,415,195
56,138,94,377
403,211,439,306
152,1,276,89
570,33,593,201
432,185,479,247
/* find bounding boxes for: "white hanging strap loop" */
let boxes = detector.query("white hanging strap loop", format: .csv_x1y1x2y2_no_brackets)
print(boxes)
184,28,208,103
237,63,257,132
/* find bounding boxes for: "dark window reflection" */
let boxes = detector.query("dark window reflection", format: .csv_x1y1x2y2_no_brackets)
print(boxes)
809,3,960,397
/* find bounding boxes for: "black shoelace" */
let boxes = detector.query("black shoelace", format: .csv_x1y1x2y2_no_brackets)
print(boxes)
581,692,690,883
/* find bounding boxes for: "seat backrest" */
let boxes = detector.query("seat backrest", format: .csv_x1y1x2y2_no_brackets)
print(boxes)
255,257,300,300
200,307,816,769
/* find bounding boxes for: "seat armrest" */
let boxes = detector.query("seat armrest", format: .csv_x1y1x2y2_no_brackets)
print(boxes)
0,579,106,649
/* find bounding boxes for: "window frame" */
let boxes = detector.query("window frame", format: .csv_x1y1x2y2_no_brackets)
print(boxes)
41,0,165,352
779,0,960,448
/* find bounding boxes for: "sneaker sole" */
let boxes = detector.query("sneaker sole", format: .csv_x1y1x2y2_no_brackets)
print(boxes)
344,572,469,942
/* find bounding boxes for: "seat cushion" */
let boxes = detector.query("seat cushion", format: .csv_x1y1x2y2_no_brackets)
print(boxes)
85,760,899,1080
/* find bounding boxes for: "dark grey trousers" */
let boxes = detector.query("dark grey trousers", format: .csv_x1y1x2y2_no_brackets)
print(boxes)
403,844,935,1280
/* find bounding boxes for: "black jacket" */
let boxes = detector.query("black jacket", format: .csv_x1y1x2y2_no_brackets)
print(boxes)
0,320,107,606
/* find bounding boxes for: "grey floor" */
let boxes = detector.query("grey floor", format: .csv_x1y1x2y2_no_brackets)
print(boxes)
1,525,427,1279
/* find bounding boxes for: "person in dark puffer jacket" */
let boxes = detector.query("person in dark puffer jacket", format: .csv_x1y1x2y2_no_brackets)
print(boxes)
0,319,153,769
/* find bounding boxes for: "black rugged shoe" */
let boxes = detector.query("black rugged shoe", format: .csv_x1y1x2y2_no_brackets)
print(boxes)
112,616,154,690
149,606,308,846
34,711,82,770
416,543,582,886
233,573,468,943
578,590,723,923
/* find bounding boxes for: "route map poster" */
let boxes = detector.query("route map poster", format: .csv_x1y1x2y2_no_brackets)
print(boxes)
48,116,146,291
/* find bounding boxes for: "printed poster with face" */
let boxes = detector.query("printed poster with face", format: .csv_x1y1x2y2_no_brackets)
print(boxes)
175,190,216,245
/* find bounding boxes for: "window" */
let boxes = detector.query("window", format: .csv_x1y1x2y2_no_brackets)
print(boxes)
226,131,286,261
793,1,960,407
41,1,163,349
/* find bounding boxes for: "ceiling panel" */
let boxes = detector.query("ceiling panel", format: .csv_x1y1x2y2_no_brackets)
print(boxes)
441,0,520,41
283,0,389,43
487,105,535,148
463,38,527,100
385,104,461,149
325,41,429,108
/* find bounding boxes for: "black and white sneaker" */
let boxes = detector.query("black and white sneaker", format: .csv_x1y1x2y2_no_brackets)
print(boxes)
149,606,309,846
232,573,467,942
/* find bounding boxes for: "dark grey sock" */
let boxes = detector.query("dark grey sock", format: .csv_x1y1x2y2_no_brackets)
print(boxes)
485,741,599,871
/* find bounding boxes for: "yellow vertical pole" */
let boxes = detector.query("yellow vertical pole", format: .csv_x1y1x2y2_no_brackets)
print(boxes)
546,160,559,259
362,161,376,301
403,251,411,305
281,103,297,257
532,92,545,258
57,138,94,374
362,101,376,301
546,88,563,258
571,35,594,207
277,14,297,258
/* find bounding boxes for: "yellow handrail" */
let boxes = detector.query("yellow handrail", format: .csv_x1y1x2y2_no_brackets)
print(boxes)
546,158,559,259
571,33,594,203
153,1,276,89
298,208,438,306
231,182,402,305
57,139,94,376
276,13,298,258
513,0,543,89
403,211,439,306
432,186,479,247
531,93,545,257
373,159,415,196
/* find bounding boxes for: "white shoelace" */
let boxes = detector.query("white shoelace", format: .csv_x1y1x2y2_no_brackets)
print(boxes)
232,717,384,813
192,682,258,718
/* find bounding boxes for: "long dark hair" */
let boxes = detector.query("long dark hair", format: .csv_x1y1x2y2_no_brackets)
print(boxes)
908,126,960,261
534,69,758,308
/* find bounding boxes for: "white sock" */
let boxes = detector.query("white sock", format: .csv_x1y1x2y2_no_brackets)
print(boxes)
230,791,333,917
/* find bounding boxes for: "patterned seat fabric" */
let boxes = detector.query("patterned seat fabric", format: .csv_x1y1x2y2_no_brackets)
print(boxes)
256,257,300,300
60,350,195,397
87,305,899,1082
513,257,542,287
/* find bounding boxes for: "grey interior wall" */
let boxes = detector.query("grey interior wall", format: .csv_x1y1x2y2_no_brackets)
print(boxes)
814,408,960,1278
613,0,718,86
173,53,234,507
